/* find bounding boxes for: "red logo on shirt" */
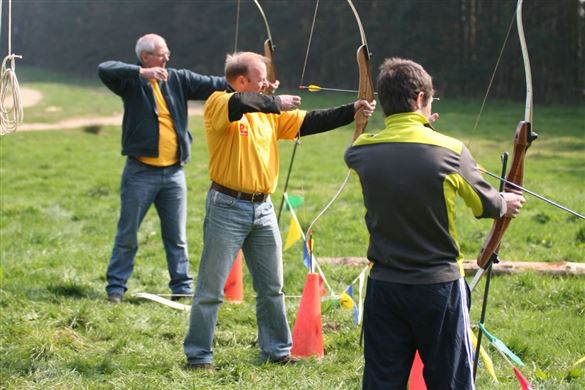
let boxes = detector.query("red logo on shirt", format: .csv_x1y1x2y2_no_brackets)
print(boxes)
239,123,248,137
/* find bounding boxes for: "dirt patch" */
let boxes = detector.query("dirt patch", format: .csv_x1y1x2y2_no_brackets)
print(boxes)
20,87,43,108
17,87,204,132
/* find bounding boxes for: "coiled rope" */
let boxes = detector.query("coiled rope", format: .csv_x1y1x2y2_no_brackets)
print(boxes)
0,0,23,135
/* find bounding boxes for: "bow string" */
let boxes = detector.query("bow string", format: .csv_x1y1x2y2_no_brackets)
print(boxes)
303,0,375,261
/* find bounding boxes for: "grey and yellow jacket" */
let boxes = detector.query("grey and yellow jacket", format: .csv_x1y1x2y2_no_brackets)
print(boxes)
98,61,228,164
345,112,505,284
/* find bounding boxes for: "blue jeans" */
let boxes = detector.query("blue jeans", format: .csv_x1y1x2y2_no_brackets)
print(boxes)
106,158,193,296
183,188,291,364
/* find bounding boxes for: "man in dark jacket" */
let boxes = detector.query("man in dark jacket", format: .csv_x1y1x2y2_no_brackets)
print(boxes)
345,57,525,389
98,33,228,303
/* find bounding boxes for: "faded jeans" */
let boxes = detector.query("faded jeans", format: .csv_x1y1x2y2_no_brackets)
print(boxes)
183,188,291,364
106,158,193,296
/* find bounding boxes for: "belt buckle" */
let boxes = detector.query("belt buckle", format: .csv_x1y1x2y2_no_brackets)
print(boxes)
251,192,265,202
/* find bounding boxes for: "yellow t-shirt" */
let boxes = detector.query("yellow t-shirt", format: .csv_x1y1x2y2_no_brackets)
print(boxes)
204,91,306,194
136,80,179,166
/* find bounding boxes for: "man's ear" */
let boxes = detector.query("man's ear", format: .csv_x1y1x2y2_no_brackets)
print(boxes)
139,52,148,65
235,74,247,89
415,91,425,110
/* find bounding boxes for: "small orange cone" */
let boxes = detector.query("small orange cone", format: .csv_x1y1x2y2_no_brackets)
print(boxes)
224,250,244,304
291,273,324,359
408,350,427,389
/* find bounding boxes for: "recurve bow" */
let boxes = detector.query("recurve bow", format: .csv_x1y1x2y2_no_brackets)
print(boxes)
469,0,538,291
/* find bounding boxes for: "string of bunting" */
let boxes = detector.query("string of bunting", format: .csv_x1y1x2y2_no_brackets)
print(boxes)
282,191,371,326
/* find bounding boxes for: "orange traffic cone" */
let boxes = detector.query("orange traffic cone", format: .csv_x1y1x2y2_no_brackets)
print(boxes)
291,273,324,359
408,350,427,389
224,250,244,304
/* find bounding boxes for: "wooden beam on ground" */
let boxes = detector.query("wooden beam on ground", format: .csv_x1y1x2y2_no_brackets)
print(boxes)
318,257,585,276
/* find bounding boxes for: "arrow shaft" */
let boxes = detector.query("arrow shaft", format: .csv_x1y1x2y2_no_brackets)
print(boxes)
299,85,378,95
480,168,584,219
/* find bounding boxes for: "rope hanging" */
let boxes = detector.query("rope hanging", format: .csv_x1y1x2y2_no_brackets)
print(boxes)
0,0,23,135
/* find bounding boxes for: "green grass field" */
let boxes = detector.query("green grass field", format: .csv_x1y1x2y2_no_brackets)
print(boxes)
0,71,584,388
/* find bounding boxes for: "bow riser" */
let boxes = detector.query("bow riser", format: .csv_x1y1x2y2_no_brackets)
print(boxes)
504,121,538,188
477,121,536,268
263,38,277,86
353,44,374,141
477,218,512,268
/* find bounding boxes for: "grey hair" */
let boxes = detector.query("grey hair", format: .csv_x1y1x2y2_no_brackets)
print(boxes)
135,34,166,61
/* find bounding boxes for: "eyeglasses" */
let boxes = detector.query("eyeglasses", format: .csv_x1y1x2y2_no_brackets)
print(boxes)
148,51,171,59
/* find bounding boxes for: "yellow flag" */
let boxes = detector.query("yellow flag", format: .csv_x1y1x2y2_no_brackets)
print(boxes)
469,327,498,382
339,291,354,310
284,215,302,251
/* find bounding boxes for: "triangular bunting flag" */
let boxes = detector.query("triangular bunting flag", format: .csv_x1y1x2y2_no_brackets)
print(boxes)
469,327,498,382
513,367,534,390
285,194,304,210
284,215,303,251
357,268,366,325
347,285,359,324
303,239,313,271
479,323,524,367
339,290,354,310
318,273,326,297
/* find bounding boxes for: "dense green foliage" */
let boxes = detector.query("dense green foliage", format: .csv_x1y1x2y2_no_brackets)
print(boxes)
10,0,585,103
0,79,584,388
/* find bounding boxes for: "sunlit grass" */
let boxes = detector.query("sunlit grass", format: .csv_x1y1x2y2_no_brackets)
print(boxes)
0,78,583,388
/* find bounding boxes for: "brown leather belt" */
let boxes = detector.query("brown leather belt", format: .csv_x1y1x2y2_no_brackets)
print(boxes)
211,182,268,203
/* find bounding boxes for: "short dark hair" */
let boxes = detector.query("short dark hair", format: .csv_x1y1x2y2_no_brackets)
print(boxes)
376,57,434,116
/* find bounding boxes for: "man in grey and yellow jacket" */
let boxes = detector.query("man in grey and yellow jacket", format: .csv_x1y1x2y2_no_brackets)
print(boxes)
345,57,525,390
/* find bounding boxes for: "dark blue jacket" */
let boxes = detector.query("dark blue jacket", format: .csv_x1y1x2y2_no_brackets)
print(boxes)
98,61,228,164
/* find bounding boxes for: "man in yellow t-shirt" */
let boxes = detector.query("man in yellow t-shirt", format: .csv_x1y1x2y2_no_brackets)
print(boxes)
183,52,376,369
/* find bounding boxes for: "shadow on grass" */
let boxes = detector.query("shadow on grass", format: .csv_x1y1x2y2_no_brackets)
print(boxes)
47,281,99,299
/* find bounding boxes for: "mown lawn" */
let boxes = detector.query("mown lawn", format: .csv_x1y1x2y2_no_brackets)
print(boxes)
0,76,584,388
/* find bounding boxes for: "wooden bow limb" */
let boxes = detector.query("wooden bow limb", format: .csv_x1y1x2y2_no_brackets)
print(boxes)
347,0,375,141
252,0,277,91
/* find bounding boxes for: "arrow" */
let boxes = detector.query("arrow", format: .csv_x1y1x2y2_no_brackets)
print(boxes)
479,168,584,220
299,84,380,95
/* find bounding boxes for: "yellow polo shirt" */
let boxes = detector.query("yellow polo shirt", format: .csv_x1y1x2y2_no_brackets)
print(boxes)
204,91,306,194
136,80,179,166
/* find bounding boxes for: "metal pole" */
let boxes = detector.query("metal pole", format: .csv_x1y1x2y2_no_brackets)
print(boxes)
473,152,508,380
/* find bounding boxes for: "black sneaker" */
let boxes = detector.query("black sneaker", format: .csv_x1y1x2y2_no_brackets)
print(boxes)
108,293,122,304
184,362,214,371
171,295,191,302
269,355,298,365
